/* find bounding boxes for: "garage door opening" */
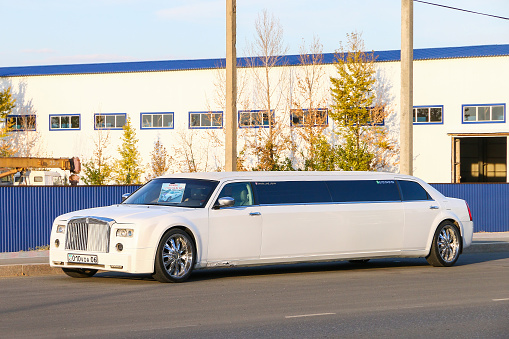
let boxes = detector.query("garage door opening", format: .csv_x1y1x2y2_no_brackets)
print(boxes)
453,137,507,183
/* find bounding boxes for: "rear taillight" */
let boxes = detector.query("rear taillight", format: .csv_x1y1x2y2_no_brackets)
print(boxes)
466,201,473,221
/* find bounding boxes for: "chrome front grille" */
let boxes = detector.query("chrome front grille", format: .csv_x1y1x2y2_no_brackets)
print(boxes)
65,217,111,253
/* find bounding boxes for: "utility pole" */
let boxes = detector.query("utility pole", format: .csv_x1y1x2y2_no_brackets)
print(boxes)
225,0,237,171
400,0,413,175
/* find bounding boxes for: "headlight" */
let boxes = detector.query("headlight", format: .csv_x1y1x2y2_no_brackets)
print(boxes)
56,225,66,233
116,228,134,238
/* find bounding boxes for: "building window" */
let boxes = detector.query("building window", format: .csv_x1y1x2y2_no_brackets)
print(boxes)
50,114,80,130
462,104,505,123
189,111,223,129
6,115,36,131
413,106,443,124
239,110,273,128
141,112,174,129
94,113,126,130
290,108,328,127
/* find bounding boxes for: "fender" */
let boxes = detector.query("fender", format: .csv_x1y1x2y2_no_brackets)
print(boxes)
424,209,465,255
143,211,209,270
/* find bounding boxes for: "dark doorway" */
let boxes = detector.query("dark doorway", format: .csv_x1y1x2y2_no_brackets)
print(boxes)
456,137,507,182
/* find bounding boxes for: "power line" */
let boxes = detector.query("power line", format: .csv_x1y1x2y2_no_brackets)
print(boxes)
414,0,509,21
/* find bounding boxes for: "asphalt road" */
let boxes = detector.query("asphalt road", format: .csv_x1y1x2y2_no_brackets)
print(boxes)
1,252,508,338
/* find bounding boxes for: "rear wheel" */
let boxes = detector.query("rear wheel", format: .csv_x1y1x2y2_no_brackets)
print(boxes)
426,222,461,267
152,229,196,283
62,268,98,278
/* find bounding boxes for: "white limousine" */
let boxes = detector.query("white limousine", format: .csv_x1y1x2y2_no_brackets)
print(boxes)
50,172,474,283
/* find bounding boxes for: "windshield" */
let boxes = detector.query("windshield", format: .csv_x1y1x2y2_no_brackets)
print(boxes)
123,178,219,208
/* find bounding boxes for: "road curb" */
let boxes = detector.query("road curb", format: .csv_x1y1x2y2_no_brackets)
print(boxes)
0,263,64,277
463,242,509,254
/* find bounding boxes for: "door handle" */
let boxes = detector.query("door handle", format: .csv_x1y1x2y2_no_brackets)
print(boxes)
249,212,261,216
429,205,439,210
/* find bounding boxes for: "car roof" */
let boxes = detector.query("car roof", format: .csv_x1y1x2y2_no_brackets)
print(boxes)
158,171,415,182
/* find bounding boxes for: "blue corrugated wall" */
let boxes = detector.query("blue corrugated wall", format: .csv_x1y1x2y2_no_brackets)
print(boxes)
0,185,141,252
431,183,509,233
0,184,507,252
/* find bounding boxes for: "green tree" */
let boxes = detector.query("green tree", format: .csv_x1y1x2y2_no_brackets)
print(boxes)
82,131,113,185
113,117,143,184
329,32,377,171
0,87,16,118
0,87,16,156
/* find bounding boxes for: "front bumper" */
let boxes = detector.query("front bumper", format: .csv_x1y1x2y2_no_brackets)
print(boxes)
49,247,155,274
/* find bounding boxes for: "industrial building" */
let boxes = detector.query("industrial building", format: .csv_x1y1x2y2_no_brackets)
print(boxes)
1,44,508,183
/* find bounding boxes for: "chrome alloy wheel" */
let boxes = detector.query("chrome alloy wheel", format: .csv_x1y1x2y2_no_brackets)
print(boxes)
161,234,193,278
437,225,460,263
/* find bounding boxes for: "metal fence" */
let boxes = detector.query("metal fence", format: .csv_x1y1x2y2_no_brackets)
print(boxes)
432,183,509,233
0,183,508,252
0,185,141,253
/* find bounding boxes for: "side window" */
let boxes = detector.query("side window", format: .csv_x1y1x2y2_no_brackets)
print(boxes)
326,180,400,202
254,181,331,205
217,182,254,207
398,180,431,201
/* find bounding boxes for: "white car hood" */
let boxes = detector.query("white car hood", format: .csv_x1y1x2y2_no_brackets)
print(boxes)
57,204,195,224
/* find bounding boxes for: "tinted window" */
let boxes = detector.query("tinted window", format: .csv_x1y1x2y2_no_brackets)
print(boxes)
327,180,400,202
216,182,254,207
398,180,431,201
254,181,331,205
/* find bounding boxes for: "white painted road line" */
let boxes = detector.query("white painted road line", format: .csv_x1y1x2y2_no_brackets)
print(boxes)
285,313,336,319
492,298,509,302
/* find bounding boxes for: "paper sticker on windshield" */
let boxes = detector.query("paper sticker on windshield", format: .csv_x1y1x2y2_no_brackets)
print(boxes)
158,183,186,203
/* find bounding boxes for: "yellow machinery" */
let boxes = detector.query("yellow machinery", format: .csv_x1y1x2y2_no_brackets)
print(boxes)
0,157,80,179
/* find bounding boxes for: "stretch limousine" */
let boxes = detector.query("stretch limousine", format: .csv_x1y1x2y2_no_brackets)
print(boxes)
50,171,473,283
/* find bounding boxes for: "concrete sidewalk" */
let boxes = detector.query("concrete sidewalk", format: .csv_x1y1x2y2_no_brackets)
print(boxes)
1,232,508,278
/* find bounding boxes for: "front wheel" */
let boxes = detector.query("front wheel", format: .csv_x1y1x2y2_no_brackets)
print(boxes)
62,268,98,278
426,222,461,267
152,229,196,283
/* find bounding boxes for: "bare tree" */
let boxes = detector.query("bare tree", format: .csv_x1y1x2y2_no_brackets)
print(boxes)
242,9,292,171
147,138,173,180
291,36,332,170
82,129,113,185
173,126,223,173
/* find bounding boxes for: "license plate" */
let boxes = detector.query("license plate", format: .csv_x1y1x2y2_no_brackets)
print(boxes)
67,253,98,265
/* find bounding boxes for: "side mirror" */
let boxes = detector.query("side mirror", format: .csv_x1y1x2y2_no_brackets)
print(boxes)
215,196,235,209
121,193,131,202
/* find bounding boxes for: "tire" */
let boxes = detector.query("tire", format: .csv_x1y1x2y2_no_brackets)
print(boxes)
152,229,196,283
426,222,461,267
348,259,370,264
62,268,98,278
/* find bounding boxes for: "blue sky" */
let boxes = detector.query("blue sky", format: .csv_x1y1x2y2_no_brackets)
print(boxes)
1,0,508,67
